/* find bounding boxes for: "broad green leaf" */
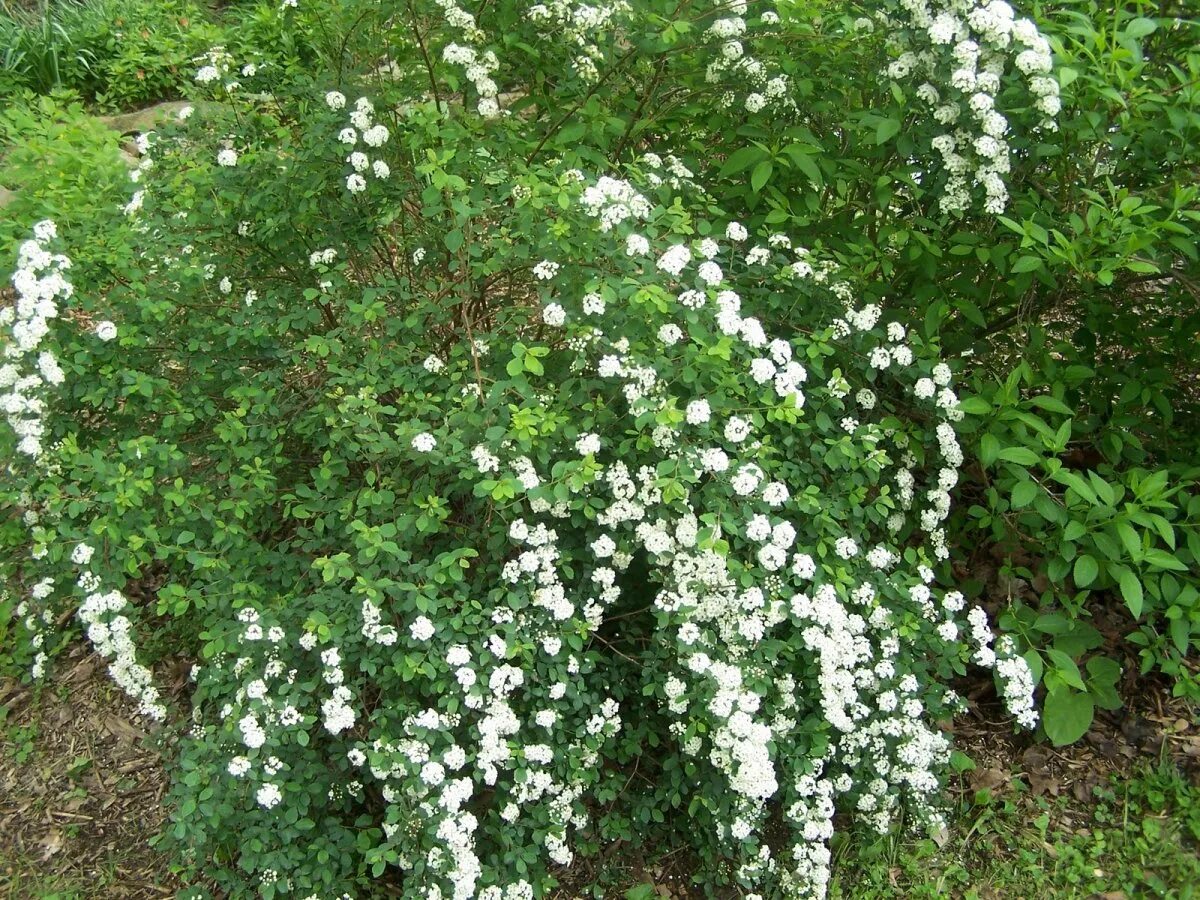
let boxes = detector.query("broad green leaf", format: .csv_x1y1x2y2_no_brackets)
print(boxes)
1116,566,1143,617
1043,688,1094,746
750,159,774,194
998,446,1039,466
1073,554,1098,587
1124,16,1157,38
720,145,766,177
1011,479,1039,509
875,117,901,144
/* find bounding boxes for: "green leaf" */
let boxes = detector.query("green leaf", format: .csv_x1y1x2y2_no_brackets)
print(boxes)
1043,688,1095,746
1073,554,1099,588
1050,469,1099,505
444,229,464,253
780,144,823,186
750,159,774,194
958,396,991,416
1144,549,1187,572
1113,571,1142,619
1085,656,1121,687
1011,480,1039,509
1027,395,1073,416
1011,255,1043,274
998,446,1039,466
875,117,901,144
1116,521,1142,561
719,145,766,177
1124,16,1157,39
1045,648,1086,690
980,433,1001,467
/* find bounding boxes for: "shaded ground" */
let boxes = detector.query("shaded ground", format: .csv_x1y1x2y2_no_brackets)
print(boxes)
0,639,1196,899
0,645,179,899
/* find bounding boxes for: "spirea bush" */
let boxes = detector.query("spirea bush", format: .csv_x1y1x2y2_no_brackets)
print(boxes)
0,0,1058,897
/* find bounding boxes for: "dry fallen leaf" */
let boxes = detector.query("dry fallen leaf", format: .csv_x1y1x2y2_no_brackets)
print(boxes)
39,829,63,860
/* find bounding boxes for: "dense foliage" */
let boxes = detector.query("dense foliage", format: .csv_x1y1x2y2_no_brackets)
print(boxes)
1,0,1196,896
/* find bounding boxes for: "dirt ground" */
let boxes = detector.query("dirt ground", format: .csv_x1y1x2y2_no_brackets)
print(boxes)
0,644,180,899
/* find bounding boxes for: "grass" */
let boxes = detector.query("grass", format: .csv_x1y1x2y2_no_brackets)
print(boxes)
827,762,1200,899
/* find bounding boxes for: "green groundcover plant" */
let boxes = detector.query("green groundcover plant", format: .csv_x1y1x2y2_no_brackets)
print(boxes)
0,0,1138,897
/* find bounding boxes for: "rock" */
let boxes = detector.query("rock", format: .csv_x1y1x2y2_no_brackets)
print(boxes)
97,101,196,136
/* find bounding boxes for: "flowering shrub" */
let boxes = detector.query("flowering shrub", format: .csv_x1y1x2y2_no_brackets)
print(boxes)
0,0,1070,897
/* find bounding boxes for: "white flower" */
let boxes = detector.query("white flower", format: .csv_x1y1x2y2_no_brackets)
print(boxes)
697,261,723,286
412,432,437,452
363,125,389,147
724,417,751,443
325,91,346,110
96,321,118,342
657,324,683,346
346,173,367,194
217,148,238,167
686,399,711,425
576,433,601,456
543,303,566,326
533,260,560,280
256,783,282,809
657,245,692,277
726,222,748,242
410,616,436,641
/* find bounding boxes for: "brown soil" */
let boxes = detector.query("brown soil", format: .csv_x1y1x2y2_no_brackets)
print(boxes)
0,644,179,899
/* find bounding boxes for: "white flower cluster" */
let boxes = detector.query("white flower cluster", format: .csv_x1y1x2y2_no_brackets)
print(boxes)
192,46,243,95
882,0,1059,214
332,96,392,194
438,0,503,118
14,578,55,678
526,0,631,83
703,3,794,117
578,176,651,231
2,231,70,456
79,583,166,720
967,608,1038,727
